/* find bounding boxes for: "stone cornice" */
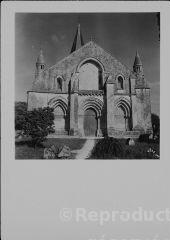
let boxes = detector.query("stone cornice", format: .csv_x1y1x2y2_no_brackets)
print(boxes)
78,90,104,96
27,90,68,94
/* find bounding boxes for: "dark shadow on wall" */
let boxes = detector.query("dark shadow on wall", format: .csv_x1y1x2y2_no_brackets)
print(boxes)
100,89,107,137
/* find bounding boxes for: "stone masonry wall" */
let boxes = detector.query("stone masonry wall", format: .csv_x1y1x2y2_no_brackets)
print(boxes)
33,41,131,95
132,88,152,132
29,41,153,137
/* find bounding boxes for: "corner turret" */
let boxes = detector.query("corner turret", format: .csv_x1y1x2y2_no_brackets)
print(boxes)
133,50,143,74
35,49,45,78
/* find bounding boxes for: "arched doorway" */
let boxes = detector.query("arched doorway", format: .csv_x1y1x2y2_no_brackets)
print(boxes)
54,106,65,131
84,108,97,136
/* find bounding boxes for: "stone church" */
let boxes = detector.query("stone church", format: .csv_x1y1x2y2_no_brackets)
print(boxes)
27,25,152,138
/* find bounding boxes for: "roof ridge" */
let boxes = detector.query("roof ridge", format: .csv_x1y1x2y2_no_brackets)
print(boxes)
91,41,131,72
46,41,93,71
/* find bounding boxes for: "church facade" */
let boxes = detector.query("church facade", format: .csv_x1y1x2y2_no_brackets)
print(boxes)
27,25,152,138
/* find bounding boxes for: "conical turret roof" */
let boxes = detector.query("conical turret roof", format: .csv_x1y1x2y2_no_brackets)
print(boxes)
133,50,142,66
37,49,45,64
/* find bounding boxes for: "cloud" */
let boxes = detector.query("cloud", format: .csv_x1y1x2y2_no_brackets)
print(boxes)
51,34,66,44
61,34,65,40
51,34,60,44
149,81,160,87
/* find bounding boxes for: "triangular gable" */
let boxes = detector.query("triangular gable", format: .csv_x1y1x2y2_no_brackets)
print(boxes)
48,41,131,75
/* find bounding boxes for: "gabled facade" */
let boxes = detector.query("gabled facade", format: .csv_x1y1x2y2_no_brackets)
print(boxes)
27,25,152,138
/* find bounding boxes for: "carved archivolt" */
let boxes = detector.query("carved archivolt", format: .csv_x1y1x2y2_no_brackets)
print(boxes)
114,97,131,117
79,97,103,117
76,57,105,73
48,96,68,116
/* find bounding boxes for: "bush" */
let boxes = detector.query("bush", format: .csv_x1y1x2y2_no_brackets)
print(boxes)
22,107,55,147
151,113,160,140
90,137,123,159
15,102,27,130
138,134,150,143
89,137,159,159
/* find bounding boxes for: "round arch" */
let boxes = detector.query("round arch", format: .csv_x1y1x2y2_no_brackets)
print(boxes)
48,97,68,133
115,97,131,110
79,97,103,117
77,58,105,90
117,75,124,90
77,57,105,73
79,97,103,136
48,97,68,116
83,108,98,137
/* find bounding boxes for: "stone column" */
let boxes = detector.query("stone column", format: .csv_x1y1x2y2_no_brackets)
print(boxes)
69,72,79,136
125,116,130,131
96,116,102,137
106,75,116,136
69,92,75,135
73,93,79,135
78,114,84,137
124,117,127,131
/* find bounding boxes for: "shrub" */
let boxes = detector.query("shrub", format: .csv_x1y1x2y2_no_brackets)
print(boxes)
151,113,160,142
138,134,150,143
89,137,159,159
22,107,55,147
90,137,123,159
15,101,27,130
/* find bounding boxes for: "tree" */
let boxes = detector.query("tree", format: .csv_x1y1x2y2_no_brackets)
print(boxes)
151,113,160,139
15,102,27,130
22,107,55,147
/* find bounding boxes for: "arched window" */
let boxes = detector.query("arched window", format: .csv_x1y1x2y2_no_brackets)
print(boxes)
117,76,124,90
57,77,62,91
54,76,63,91
78,59,103,90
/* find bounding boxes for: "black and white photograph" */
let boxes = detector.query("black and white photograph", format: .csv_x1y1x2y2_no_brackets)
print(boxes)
1,2,170,240
15,12,160,159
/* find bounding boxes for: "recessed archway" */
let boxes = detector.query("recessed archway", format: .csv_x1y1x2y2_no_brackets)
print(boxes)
79,97,103,137
77,58,104,90
83,108,97,136
114,98,132,131
53,106,65,131
48,97,68,133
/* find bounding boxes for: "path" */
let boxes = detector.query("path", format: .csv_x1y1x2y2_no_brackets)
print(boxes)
75,139,95,159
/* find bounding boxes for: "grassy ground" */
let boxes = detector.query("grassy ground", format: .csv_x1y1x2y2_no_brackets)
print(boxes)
15,138,86,159
15,137,160,160
89,138,160,159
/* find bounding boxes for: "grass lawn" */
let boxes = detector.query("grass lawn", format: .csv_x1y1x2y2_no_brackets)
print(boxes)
89,138,160,159
15,138,86,159
16,137,160,160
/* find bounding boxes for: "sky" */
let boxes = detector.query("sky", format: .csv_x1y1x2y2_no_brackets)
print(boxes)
15,13,160,115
